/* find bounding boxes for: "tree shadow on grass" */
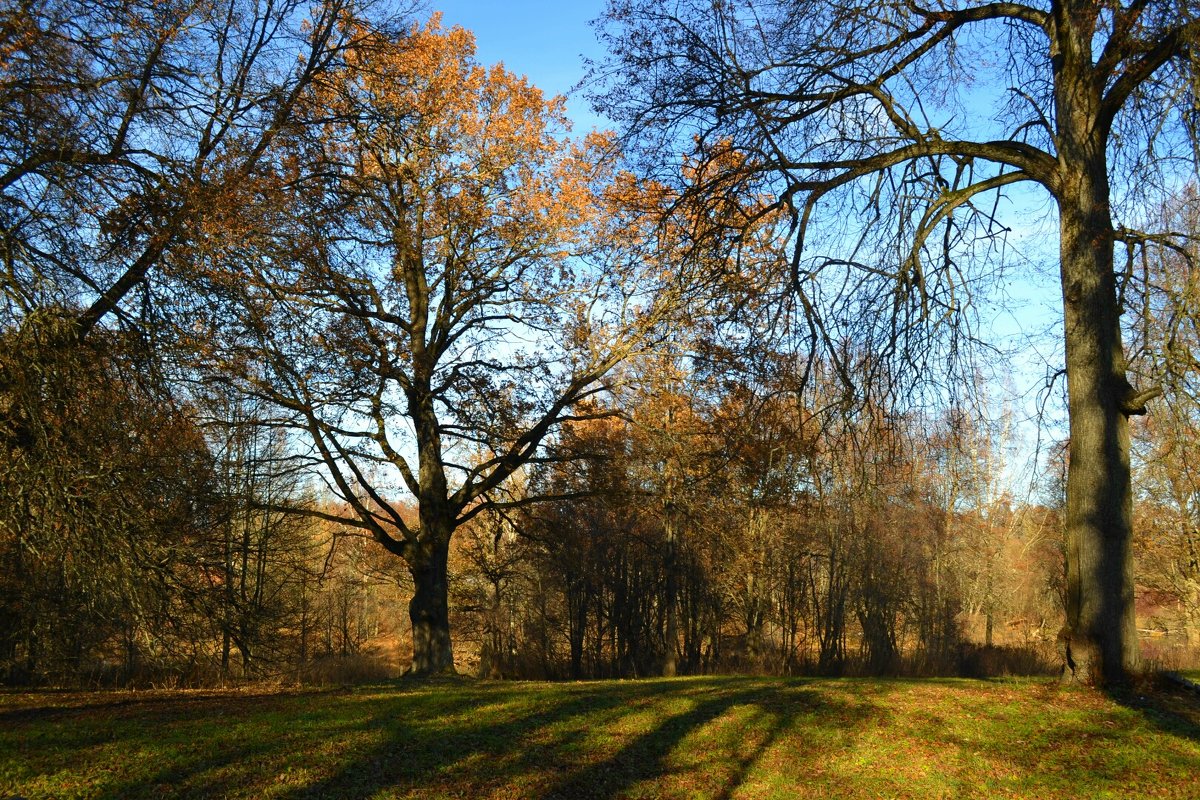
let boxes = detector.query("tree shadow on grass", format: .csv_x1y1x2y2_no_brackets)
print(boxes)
12,677,1200,798
1107,674,1200,743
0,688,305,727
543,680,849,800
279,677,879,800
863,678,1200,797
128,681,568,799
0,688,346,800
276,679,677,799
0,688,322,769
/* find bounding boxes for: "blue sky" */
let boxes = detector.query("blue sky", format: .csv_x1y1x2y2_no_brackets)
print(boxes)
431,1,608,132
427,0,1066,496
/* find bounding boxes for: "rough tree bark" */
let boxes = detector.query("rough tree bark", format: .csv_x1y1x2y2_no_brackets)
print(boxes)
1056,175,1139,683
407,538,455,675
1052,2,1145,686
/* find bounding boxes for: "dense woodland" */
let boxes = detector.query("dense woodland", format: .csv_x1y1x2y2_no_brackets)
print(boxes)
1,0,1199,688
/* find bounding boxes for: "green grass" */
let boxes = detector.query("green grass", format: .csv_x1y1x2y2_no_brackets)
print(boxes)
2,676,1198,799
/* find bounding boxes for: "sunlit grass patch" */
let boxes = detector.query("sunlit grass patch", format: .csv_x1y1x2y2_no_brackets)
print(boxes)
2,676,1198,799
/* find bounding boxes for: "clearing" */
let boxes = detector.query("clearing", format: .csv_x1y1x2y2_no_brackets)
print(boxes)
2,676,1198,799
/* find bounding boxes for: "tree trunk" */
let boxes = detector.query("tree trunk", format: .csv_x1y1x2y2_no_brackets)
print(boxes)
567,570,588,679
1056,167,1138,686
661,510,679,677
408,538,455,675
481,576,504,679
1051,7,1141,687
984,565,994,649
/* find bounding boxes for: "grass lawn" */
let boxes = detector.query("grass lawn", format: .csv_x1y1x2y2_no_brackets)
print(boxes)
2,676,1198,799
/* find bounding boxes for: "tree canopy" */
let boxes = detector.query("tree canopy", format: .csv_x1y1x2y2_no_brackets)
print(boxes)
190,16,689,673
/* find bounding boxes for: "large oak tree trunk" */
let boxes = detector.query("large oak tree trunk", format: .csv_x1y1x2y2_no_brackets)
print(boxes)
408,537,455,675
405,378,457,676
1056,158,1138,686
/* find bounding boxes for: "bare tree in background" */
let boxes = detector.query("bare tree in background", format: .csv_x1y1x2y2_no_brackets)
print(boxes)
1130,188,1200,649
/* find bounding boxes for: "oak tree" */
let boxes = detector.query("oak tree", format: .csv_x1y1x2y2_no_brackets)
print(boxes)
206,17,683,674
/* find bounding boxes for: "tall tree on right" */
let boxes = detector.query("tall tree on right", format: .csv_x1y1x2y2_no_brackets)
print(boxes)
594,0,1199,685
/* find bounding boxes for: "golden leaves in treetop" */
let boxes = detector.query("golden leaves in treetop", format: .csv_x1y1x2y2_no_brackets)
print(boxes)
311,13,604,277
